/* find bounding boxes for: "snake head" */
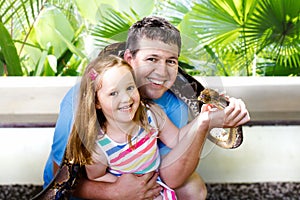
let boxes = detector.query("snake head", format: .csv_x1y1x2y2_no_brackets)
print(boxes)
198,88,220,104
198,88,229,109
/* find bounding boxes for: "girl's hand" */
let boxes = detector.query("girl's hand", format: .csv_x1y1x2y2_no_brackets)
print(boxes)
223,97,250,128
200,97,250,129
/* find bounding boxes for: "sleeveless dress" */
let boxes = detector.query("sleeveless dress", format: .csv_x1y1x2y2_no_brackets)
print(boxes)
97,108,177,200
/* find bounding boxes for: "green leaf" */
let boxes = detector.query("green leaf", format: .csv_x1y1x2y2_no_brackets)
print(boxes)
115,0,154,17
53,27,87,60
44,55,57,76
34,48,48,76
74,0,117,24
0,21,23,76
32,5,75,58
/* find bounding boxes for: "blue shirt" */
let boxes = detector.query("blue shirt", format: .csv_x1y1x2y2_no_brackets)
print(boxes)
43,86,188,188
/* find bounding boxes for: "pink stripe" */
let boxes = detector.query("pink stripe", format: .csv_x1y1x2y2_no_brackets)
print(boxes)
163,188,177,200
110,134,150,163
111,134,156,165
164,190,168,200
134,149,159,172
171,190,176,199
112,138,156,168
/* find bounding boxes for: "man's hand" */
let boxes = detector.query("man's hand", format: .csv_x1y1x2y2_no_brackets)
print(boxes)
73,171,162,200
113,172,162,200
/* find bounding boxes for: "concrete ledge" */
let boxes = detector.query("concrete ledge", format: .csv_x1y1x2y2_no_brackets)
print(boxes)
1,76,299,126
0,77,77,125
195,76,300,123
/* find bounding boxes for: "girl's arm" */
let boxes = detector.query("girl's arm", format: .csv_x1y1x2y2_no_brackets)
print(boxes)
85,144,118,182
148,104,179,149
85,164,118,183
160,98,250,188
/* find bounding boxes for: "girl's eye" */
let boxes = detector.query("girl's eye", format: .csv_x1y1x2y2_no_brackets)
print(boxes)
109,91,118,96
127,85,135,91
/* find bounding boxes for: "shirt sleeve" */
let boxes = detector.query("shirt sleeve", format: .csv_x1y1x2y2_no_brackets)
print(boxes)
164,92,189,128
51,85,77,165
43,85,77,187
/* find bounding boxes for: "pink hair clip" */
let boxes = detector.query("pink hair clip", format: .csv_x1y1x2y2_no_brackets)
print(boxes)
89,68,98,81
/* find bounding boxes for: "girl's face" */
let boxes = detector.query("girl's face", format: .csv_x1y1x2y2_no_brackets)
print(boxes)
96,65,140,124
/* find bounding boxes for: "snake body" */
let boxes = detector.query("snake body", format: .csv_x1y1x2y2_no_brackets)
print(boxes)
198,88,243,149
31,42,243,199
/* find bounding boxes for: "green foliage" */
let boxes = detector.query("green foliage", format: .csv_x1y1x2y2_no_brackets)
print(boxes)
0,21,23,76
0,0,87,76
183,0,300,76
0,0,299,76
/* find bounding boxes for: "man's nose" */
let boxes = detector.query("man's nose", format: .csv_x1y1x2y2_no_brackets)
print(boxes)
155,61,168,76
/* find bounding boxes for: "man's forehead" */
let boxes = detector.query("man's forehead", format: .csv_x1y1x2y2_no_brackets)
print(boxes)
136,38,179,56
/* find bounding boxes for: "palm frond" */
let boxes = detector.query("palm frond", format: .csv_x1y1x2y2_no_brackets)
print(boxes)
91,9,139,49
246,0,300,70
154,0,194,26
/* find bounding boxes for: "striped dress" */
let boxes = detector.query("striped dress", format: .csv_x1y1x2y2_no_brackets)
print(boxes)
97,109,177,200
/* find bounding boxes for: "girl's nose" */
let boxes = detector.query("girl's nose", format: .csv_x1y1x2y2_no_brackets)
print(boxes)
121,91,131,102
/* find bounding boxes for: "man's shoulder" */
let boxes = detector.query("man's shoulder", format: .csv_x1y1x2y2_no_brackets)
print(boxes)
159,90,185,105
61,84,79,104
154,90,187,111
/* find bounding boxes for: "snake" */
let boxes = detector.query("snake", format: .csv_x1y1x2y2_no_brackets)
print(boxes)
197,88,243,149
31,42,243,199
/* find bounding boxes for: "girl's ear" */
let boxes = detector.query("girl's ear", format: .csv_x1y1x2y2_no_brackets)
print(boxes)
95,103,101,109
124,49,133,64
95,98,101,109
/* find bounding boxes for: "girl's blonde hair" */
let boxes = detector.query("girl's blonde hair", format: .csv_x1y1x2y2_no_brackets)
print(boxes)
66,55,150,165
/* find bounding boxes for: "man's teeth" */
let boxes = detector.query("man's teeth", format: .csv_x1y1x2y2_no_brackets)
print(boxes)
149,78,164,85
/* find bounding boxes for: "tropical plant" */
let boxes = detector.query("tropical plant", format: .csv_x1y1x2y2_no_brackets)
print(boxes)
91,0,300,76
0,0,89,76
184,0,300,76
1,0,299,76
0,0,159,76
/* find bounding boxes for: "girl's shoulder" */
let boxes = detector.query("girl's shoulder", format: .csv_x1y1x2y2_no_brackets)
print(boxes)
145,102,167,130
146,102,164,116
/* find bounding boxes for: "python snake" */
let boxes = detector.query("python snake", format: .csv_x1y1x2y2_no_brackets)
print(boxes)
198,88,243,149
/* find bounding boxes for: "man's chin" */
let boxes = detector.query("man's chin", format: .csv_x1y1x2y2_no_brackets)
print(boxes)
140,89,165,100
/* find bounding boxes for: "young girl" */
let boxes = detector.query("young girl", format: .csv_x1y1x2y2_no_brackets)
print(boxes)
67,55,184,199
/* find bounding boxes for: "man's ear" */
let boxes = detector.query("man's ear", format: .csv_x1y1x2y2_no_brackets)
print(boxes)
124,49,133,64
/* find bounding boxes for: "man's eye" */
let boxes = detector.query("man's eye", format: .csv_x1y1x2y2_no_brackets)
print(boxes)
147,57,157,62
167,60,178,66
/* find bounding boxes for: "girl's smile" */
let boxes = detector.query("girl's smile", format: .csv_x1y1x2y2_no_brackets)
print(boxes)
96,65,140,124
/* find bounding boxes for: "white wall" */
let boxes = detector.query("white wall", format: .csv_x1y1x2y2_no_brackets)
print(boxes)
198,126,300,183
1,126,300,185
1,77,299,184
0,128,53,185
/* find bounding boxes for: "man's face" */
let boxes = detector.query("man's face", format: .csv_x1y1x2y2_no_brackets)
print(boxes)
125,38,179,100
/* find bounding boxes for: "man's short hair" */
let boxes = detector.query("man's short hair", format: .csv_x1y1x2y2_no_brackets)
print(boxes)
126,16,181,56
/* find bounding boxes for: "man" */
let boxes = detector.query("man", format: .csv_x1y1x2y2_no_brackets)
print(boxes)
43,16,250,199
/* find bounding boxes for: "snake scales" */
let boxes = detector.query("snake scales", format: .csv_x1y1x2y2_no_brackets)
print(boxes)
31,42,243,199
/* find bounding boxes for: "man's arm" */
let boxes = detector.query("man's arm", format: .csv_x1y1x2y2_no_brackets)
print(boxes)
159,98,250,188
53,161,162,199
73,172,162,200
